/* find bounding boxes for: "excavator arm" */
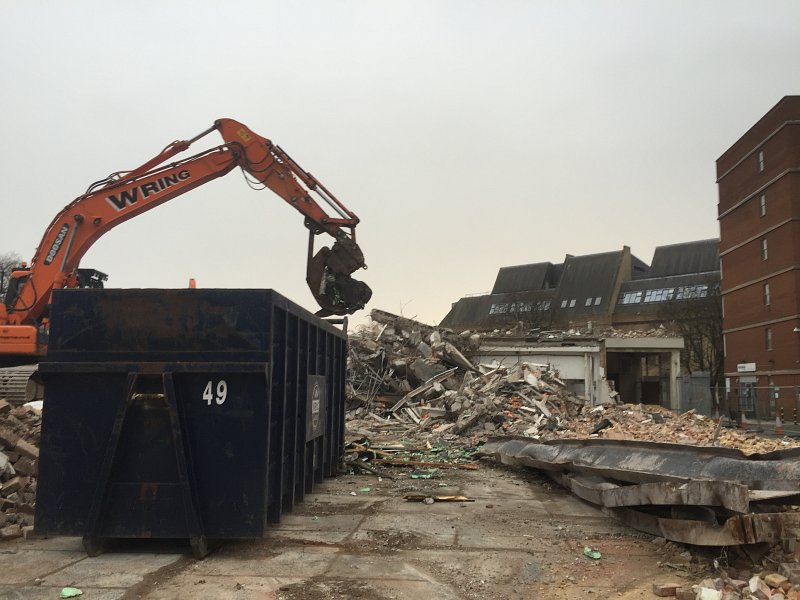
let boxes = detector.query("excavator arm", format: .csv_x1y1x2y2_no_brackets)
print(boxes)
2,119,371,339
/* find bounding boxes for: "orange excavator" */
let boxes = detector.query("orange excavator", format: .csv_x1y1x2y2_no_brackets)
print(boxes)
0,118,371,399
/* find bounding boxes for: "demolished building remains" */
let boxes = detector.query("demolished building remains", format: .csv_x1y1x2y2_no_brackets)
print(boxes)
346,308,800,554
440,239,721,414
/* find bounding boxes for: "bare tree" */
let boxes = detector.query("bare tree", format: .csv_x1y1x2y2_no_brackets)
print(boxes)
0,252,23,298
658,286,724,413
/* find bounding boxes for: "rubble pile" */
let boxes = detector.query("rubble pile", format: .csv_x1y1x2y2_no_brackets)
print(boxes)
347,310,800,455
667,561,800,599
0,398,39,540
541,404,800,454
347,309,585,443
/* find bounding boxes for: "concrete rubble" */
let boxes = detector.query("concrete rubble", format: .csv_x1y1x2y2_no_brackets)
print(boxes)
653,567,800,599
347,310,800,597
347,309,799,455
0,398,39,541
0,308,798,596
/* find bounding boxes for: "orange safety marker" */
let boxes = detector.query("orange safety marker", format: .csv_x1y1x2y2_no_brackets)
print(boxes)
775,415,785,436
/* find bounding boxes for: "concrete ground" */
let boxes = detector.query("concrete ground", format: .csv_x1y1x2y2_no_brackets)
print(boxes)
0,461,697,600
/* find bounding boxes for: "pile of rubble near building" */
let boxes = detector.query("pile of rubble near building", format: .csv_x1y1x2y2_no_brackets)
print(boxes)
348,310,800,597
0,398,39,541
347,309,799,455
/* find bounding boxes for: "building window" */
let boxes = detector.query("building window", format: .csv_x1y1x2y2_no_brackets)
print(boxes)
585,298,592,307
594,297,602,306
644,288,676,303
761,238,768,261
560,300,567,308
674,284,709,299
757,149,765,172
511,302,533,313
760,194,766,217
764,282,770,306
766,327,773,351
489,303,509,315
618,291,643,305
569,299,576,308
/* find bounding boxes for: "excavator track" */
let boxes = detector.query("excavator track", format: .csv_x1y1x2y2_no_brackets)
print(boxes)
0,365,43,406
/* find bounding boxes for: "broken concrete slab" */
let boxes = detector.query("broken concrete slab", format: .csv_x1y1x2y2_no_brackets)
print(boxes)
481,436,800,546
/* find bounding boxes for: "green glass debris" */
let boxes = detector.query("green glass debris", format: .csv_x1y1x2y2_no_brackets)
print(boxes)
583,546,601,560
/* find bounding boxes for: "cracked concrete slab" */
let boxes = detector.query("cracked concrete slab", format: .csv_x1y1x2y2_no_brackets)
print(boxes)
0,461,691,599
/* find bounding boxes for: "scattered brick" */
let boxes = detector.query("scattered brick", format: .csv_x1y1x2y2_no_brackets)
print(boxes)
0,428,19,449
675,587,695,600
652,582,681,596
750,575,772,600
767,573,791,588
13,439,38,461
0,476,26,497
0,524,21,540
12,456,36,476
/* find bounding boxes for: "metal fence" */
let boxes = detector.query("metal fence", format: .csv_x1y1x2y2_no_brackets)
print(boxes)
678,373,714,416
725,385,800,429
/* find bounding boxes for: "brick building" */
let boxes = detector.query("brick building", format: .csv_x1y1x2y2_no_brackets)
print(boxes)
717,96,800,420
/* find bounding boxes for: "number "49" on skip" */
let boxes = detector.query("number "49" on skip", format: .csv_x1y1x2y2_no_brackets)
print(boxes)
203,380,228,405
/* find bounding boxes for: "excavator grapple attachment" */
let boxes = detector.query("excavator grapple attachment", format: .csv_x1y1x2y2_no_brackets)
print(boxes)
307,238,372,317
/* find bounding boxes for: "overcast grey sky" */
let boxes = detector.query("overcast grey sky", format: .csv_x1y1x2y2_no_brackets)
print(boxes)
1,1,799,327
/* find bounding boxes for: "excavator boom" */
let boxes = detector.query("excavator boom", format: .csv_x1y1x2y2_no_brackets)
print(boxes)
2,119,371,341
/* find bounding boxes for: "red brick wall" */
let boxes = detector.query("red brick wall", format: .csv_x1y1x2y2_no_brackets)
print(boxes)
723,270,797,330
720,219,800,289
724,324,799,373
717,97,800,176
718,124,800,212
719,175,800,253
719,97,800,384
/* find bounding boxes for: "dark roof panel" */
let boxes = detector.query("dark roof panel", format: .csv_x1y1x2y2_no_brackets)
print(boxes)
648,239,719,278
439,297,493,328
551,250,624,316
491,262,558,294
631,254,650,279
441,239,720,330
439,290,555,329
